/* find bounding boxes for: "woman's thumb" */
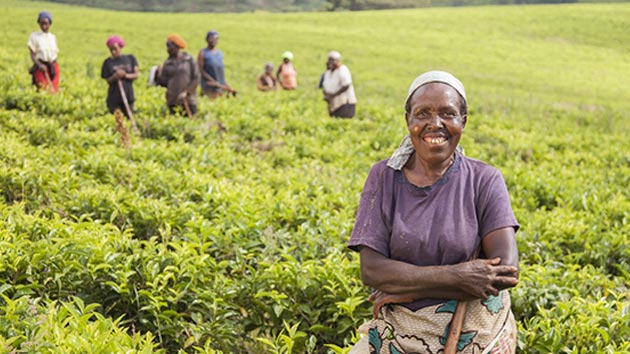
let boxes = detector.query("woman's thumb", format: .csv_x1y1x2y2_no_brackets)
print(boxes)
487,257,502,265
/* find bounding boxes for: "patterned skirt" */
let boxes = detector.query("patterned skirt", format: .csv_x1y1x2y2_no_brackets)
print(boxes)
349,291,516,354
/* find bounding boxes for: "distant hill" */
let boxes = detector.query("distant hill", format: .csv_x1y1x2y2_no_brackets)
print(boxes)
33,0,629,12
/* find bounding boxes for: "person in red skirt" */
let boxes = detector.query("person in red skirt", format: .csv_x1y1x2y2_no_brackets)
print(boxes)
28,11,60,93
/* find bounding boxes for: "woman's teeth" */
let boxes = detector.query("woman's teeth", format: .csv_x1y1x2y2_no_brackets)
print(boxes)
424,136,446,144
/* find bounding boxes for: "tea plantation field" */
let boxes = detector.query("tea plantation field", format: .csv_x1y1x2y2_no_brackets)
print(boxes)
1,0,629,353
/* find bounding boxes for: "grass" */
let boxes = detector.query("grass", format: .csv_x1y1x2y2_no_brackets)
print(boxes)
1,0,629,353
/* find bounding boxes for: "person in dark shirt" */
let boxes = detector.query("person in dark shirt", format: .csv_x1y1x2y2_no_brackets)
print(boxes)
155,34,200,116
101,35,138,117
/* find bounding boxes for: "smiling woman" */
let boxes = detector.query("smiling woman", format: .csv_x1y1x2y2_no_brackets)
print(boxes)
347,71,520,354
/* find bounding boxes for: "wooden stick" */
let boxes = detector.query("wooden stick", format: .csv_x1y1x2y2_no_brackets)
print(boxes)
444,301,467,354
43,68,55,94
444,247,481,354
182,95,193,118
117,79,139,134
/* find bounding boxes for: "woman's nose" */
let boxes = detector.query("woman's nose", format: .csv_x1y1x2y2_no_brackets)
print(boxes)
427,114,443,128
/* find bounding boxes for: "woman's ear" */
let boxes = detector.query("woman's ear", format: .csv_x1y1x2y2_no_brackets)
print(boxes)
462,114,467,129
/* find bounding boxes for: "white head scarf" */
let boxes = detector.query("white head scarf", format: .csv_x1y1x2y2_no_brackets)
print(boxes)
405,70,467,111
388,71,467,170
328,51,341,60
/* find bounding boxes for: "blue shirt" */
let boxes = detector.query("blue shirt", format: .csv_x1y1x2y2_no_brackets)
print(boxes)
200,48,225,92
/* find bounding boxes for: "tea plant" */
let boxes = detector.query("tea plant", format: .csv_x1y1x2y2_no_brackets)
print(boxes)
1,1,629,353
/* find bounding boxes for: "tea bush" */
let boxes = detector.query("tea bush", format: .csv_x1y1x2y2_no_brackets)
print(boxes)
1,1,629,353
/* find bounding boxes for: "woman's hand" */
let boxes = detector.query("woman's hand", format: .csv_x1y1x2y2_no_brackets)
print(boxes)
369,290,416,318
453,257,518,300
116,69,126,80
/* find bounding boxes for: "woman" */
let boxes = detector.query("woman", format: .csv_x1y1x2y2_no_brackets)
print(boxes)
28,11,59,93
321,51,356,118
198,30,236,99
101,35,139,117
348,71,519,354
256,62,277,92
155,34,200,116
276,51,297,90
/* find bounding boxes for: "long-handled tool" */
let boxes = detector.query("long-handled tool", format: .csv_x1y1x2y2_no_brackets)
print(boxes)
444,247,481,354
207,80,237,97
117,79,140,134
181,94,193,118
42,67,55,94
444,301,468,354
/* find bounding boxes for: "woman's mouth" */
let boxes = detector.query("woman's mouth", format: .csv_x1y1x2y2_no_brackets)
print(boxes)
423,136,448,145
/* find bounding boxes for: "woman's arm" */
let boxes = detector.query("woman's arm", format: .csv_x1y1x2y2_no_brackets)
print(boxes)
29,48,45,70
186,56,200,94
124,65,139,81
256,75,268,91
482,227,519,289
360,238,518,301
197,50,218,86
325,84,350,101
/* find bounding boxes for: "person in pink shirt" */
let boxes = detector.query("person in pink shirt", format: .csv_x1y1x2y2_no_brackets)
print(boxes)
276,51,297,90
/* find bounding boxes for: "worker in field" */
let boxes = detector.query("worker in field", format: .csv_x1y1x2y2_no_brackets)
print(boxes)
347,71,518,354
101,35,139,118
28,11,59,93
198,30,237,99
154,34,200,117
321,51,356,118
276,51,297,90
256,62,277,92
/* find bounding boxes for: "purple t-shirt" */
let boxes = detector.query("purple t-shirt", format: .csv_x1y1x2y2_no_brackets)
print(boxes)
348,152,519,310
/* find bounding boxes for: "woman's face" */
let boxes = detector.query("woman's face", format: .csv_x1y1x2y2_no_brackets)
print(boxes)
38,18,51,33
326,57,338,70
207,34,218,48
108,43,122,58
166,41,179,56
405,82,467,164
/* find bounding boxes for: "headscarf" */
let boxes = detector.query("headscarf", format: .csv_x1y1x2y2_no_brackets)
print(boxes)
282,51,294,60
38,11,52,24
328,51,341,60
404,70,467,111
106,35,125,48
388,70,467,170
206,30,218,39
167,34,187,49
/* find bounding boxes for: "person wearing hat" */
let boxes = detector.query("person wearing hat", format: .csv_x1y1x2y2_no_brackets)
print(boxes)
155,34,200,116
197,30,236,99
321,51,356,118
101,35,139,117
27,10,60,93
347,71,519,353
276,51,297,90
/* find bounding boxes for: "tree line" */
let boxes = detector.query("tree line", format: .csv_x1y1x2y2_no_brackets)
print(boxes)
35,0,613,12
